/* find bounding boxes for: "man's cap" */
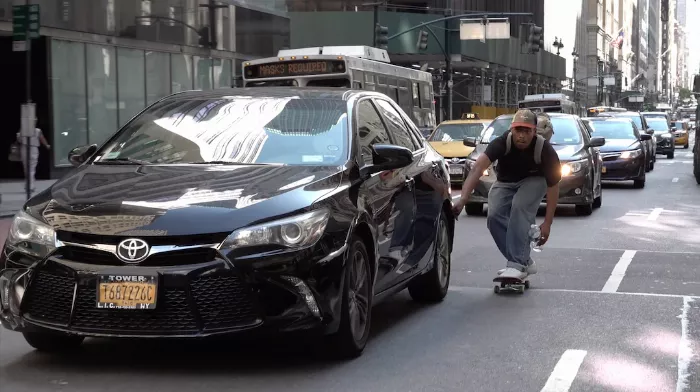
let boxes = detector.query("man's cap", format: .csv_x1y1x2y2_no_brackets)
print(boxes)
510,109,537,130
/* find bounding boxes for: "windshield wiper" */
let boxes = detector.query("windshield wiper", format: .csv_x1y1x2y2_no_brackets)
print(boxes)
95,158,152,165
189,161,246,165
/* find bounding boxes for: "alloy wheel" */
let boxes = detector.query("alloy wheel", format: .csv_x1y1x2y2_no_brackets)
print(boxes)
348,250,370,342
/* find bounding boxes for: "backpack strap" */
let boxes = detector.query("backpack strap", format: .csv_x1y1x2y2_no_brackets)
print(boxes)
505,132,512,155
534,135,545,165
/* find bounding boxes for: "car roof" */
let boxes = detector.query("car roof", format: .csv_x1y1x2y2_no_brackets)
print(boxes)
588,117,632,122
162,87,370,102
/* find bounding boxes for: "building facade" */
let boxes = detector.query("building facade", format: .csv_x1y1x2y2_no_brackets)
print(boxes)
0,0,290,180
648,0,660,96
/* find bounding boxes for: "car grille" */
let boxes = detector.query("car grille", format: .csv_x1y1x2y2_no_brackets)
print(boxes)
601,153,620,161
56,231,229,247
21,270,262,335
54,246,219,267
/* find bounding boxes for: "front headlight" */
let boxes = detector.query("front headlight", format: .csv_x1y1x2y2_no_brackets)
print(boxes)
561,159,586,177
661,133,672,138
620,149,642,159
219,209,330,251
6,210,56,258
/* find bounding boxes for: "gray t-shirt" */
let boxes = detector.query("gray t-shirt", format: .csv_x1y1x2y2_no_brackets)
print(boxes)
16,128,43,148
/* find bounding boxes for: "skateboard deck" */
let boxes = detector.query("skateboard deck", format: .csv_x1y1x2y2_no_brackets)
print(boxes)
492,276,530,294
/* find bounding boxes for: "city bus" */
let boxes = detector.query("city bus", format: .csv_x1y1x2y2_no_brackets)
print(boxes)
517,93,576,114
241,45,436,136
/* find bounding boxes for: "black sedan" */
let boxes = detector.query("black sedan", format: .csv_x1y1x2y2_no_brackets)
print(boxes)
609,111,656,171
0,88,455,358
461,113,605,216
587,117,651,188
643,113,675,159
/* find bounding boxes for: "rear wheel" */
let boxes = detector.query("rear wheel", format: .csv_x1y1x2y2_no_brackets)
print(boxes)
408,212,451,303
23,332,84,352
328,236,372,359
465,203,483,216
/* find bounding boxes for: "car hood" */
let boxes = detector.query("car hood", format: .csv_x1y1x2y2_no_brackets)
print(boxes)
428,141,474,158
599,139,640,152
26,164,343,236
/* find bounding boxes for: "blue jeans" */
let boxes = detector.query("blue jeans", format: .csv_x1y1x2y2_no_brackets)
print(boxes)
487,177,548,271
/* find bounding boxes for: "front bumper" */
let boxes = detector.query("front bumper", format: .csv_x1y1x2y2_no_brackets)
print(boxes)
0,241,347,338
656,137,675,154
601,153,645,181
445,158,468,184
674,133,689,146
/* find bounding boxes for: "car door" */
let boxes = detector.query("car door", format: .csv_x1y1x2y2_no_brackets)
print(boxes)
354,98,416,294
372,98,425,287
374,98,445,279
577,118,601,191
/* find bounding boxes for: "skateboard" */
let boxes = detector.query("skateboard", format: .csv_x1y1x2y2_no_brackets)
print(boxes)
492,276,530,294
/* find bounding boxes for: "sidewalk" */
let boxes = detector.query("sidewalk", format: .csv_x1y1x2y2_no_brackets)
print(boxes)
0,180,56,218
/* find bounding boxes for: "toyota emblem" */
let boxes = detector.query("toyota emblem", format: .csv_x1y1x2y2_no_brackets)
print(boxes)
116,238,150,263
451,158,460,164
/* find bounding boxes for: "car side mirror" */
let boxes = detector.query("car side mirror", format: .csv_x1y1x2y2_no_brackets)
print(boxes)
363,144,413,175
640,134,652,141
588,136,606,148
646,129,655,135
68,144,98,167
463,137,478,148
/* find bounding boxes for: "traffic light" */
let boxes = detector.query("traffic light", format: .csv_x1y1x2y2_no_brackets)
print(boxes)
375,24,389,50
198,26,210,47
417,29,429,51
527,24,543,53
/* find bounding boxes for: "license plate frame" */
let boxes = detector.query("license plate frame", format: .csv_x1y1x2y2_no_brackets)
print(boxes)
96,274,158,310
449,166,464,175
602,166,607,173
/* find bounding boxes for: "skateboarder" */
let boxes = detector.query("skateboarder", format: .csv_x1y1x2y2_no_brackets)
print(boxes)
452,109,561,281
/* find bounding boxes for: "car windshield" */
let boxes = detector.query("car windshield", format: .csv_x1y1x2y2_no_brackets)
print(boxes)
589,121,637,139
479,117,513,143
430,123,485,142
646,118,670,132
549,117,582,145
93,97,349,166
612,114,643,129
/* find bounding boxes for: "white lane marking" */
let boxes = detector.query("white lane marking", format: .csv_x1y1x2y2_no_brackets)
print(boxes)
542,246,700,255
648,208,664,221
677,297,695,392
601,250,637,293
673,177,679,182
448,286,700,300
540,350,588,392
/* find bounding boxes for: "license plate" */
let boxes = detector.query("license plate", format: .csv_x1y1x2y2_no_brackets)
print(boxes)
602,166,607,173
97,275,158,310
449,166,463,175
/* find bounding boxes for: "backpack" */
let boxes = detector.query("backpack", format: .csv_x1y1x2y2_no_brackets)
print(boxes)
503,113,554,165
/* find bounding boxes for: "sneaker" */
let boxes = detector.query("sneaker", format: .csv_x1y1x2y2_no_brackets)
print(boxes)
498,267,527,280
498,261,537,275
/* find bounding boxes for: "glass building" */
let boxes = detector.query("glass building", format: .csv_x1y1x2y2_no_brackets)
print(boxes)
0,0,290,180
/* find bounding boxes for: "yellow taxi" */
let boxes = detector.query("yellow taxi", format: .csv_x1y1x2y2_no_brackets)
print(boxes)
671,120,690,148
427,113,492,184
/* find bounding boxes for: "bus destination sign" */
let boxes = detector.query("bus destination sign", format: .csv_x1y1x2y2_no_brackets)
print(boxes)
245,60,345,79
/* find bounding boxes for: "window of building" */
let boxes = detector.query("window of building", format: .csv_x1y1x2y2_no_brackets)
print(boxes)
171,53,193,92
146,51,171,105
117,47,145,127
51,39,88,166
86,43,118,146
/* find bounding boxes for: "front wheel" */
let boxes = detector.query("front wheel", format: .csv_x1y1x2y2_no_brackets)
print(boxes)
23,332,84,352
328,236,372,359
408,212,451,302
667,150,675,159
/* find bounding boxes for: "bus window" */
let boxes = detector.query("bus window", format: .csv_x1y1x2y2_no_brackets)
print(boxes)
398,81,412,115
389,86,399,102
306,78,351,87
412,82,420,107
421,83,432,109
245,80,297,87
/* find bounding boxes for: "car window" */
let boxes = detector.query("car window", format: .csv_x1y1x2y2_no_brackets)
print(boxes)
430,123,485,142
646,118,670,132
549,117,583,145
95,97,349,166
612,113,643,129
480,117,513,143
588,121,637,139
356,100,391,166
374,99,418,151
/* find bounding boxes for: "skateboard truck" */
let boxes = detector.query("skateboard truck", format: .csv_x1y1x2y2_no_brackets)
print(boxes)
492,276,530,294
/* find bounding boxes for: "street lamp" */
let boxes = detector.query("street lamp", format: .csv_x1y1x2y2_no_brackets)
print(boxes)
553,37,564,56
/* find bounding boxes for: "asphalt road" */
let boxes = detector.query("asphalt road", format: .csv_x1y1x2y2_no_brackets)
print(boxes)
1,142,700,392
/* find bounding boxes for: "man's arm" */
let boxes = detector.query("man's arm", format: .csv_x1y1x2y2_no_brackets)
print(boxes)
458,153,492,200
543,184,559,226
539,143,561,245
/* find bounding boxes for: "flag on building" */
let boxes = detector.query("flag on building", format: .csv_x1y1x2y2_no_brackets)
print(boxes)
610,30,624,49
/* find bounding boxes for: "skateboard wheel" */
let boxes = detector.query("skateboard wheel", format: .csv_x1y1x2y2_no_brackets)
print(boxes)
494,285,500,294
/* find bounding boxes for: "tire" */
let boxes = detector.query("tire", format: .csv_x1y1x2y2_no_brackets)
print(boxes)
408,212,451,303
465,203,483,216
575,203,593,216
649,160,654,171
667,150,675,159
593,190,602,209
23,332,84,352
328,235,372,359
633,179,645,188
685,143,689,149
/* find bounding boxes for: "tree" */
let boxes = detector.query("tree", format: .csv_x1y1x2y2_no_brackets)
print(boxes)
679,87,692,101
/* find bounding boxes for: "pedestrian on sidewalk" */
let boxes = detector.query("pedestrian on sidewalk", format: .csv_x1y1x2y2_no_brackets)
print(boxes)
451,109,561,280
16,119,51,193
